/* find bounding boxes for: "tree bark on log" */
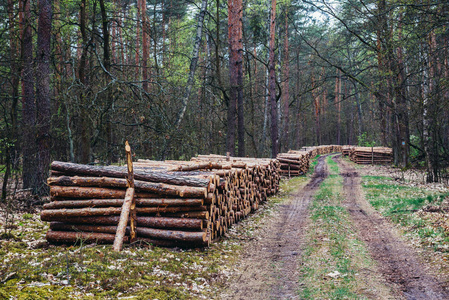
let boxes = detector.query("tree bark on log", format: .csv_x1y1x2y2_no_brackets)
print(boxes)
43,198,204,209
50,223,120,234
137,227,207,243
46,230,120,244
50,184,206,199
48,176,207,198
47,216,203,230
50,161,211,188
41,207,123,220
41,205,210,219
136,206,208,214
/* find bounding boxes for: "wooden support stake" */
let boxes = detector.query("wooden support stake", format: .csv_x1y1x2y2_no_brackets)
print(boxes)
126,141,137,243
113,141,136,251
112,187,134,251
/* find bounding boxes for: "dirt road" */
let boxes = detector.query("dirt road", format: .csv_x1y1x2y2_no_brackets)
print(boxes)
220,155,329,299
336,155,449,299
220,155,448,299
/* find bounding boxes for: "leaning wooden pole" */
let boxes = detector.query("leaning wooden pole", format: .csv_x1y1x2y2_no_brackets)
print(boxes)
113,141,135,251
127,142,137,243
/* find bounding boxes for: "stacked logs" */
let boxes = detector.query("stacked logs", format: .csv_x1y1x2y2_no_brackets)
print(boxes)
349,147,393,164
342,145,352,156
277,151,311,177
42,161,216,247
277,145,343,177
189,155,281,240
41,156,281,247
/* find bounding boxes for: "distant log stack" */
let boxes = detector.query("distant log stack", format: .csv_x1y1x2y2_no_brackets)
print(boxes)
349,147,393,164
41,155,281,247
342,145,352,156
277,145,342,177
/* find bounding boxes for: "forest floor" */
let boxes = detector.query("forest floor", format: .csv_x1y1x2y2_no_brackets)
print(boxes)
1,155,449,299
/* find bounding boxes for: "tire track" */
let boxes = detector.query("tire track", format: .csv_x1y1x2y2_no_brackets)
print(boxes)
220,155,329,300
336,155,449,300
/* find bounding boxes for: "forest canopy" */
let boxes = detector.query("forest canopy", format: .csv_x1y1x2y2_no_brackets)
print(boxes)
1,0,449,196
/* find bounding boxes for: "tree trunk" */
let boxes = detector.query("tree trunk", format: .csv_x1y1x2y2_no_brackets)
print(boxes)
423,31,437,182
282,4,290,151
236,0,245,157
99,0,110,71
160,0,208,160
21,0,36,190
141,0,149,92
35,0,52,195
311,62,321,145
78,0,90,164
268,0,278,157
174,0,208,130
227,0,240,156
335,70,341,144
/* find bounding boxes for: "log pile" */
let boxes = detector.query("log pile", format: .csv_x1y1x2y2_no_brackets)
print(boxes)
277,145,342,177
189,155,281,239
41,155,281,247
42,161,215,247
348,147,393,164
342,145,353,156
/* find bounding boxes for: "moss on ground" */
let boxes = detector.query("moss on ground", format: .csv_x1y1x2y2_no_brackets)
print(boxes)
0,175,308,299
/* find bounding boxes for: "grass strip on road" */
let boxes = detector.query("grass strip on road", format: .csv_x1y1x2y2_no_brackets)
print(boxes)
298,155,391,299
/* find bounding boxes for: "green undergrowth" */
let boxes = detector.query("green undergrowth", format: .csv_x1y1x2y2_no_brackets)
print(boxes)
298,156,389,299
0,214,239,299
362,175,449,252
0,232,238,299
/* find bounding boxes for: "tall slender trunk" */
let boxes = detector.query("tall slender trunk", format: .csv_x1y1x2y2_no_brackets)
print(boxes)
111,0,117,64
423,29,438,182
260,67,269,155
141,0,149,92
35,0,52,195
161,0,208,159
281,4,290,151
422,45,432,182
7,0,19,165
322,81,327,143
79,0,90,164
100,0,115,163
236,0,245,157
135,0,141,76
21,0,36,189
174,0,207,129
227,0,241,156
310,61,321,145
376,0,387,146
3,0,19,200
335,70,341,144
352,81,364,138
268,0,278,157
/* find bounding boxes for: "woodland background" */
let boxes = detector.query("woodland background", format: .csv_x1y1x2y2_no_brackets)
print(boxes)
1,0,449,197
